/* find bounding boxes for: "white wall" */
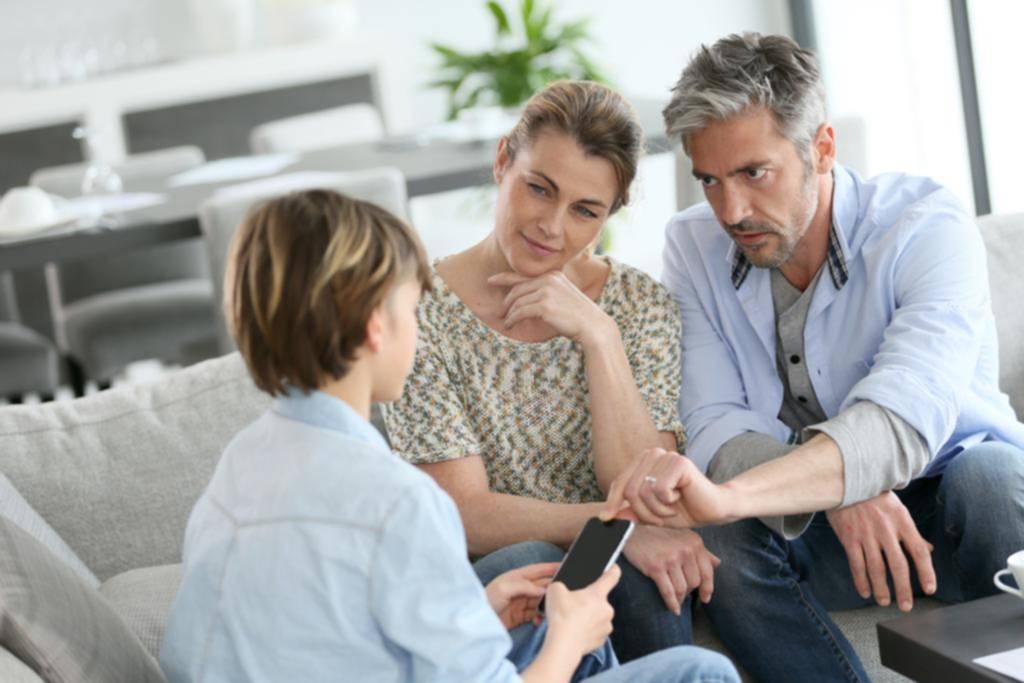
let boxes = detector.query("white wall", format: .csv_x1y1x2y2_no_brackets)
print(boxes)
354,0,791,127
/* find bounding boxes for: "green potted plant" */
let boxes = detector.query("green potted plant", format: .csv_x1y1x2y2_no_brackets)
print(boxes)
429,0,609,121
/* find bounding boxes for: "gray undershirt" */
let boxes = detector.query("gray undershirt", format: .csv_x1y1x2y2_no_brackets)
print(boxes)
707,268,931,539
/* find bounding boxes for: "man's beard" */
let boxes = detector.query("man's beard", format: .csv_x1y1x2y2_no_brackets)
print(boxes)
734,172,819,269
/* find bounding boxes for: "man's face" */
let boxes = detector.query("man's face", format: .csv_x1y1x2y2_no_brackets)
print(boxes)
688,108,819,268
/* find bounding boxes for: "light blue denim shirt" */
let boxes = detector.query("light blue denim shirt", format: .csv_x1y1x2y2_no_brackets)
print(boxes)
160,389,521,683
663,164,1024,475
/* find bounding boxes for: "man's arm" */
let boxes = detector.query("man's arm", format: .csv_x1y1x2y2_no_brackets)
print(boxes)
661,221,791,471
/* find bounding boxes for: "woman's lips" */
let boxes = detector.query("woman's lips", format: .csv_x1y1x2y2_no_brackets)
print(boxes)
522,233,559,257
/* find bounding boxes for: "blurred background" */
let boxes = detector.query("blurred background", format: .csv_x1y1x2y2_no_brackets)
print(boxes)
0,0,1019,401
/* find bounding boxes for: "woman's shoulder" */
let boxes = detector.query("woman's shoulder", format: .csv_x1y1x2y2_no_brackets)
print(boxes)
604,258,677,314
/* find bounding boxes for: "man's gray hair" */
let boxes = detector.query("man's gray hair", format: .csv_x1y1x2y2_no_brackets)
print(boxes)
663,33,827,165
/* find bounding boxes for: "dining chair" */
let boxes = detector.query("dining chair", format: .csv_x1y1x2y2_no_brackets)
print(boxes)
0,271,59,401
249,103,385,154
198,167,408,354
30,146,218,393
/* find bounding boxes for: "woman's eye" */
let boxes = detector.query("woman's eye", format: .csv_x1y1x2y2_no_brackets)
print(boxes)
746,168,767,180
528,183,548,196
576,206,597,219
700,176,719,188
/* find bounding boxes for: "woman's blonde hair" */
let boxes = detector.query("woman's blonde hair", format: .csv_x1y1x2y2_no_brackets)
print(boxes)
505,80,645,212
226,189,431,396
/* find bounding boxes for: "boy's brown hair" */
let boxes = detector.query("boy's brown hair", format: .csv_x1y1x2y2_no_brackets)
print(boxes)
226,189,431,396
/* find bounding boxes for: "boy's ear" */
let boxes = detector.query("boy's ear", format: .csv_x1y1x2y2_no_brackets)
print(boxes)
364,309,385,354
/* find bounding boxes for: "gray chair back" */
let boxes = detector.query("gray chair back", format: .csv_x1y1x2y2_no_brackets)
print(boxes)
979,212,1024,418
249,103,384,155
198,167,409,353
29,146,205,198
29,147,210,305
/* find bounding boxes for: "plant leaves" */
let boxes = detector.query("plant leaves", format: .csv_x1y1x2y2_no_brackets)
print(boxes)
486,1,512,36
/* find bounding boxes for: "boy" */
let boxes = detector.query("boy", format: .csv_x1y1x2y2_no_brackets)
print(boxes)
160,189,736,682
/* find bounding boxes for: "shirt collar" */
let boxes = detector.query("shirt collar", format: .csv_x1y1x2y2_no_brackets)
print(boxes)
272,387,390,452
729,168,850,292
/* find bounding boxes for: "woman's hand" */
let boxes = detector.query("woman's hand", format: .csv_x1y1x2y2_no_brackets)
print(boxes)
485,562,560,630
543,564,620,658
488,271,616,347
600,448,739,529
622,526,720,612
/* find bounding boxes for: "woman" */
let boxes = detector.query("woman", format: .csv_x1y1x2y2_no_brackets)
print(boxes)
382,81,718,662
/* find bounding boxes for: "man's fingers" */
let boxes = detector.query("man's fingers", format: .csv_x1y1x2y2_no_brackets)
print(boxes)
844,542,872,600
899,517,937,596
882,538,913,611
864,542,891,607
906,537,937,595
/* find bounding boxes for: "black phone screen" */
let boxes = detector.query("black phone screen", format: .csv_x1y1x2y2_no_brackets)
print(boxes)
539,517,634,613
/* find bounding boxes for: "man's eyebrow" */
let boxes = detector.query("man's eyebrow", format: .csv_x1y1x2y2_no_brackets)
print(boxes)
692,160,773,179
530,170,608,209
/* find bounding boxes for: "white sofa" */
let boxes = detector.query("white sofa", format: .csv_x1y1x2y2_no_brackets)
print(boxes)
0,213,1020,682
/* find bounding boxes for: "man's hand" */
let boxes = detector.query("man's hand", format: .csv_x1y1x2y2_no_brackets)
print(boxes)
484,562,560,629
622,526,720,613
826,492,936,611
601,447,738,528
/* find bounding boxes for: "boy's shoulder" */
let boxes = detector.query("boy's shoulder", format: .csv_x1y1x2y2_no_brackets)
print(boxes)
211,410,454,528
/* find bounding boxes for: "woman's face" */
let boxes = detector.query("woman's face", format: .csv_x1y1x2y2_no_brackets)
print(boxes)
492,129,620,276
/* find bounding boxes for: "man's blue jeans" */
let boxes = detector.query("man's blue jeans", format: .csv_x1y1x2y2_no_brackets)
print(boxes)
697,441,1024,682
473,539,693,662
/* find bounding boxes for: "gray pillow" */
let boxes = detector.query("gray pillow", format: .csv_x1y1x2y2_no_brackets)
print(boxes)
0,517,165,683
0,472,99,588
100,564,182,659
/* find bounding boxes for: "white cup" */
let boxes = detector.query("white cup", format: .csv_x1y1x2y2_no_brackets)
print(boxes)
994,550,1024,598
0,186,57,232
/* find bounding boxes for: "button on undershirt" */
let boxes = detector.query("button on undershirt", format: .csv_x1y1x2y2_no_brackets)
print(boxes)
790,354,801,364
797,396,808,404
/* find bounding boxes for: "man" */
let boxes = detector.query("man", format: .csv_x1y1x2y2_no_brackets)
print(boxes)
621,32,1024,682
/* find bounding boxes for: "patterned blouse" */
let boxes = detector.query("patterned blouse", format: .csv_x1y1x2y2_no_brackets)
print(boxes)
381,257,685,505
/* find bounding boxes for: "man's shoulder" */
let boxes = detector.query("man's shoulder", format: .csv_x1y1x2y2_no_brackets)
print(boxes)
853,170,969,234
665,202,724,244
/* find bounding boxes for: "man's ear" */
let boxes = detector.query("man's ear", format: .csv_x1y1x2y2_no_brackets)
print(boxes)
812,122,837,174
364,308,385,354
493,136,511,184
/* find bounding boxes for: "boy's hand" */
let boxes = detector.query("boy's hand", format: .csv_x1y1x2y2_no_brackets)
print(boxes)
543,564,621,657
485,562,560,630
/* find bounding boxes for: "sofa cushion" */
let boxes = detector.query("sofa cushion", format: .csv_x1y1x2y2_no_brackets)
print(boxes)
0,353,270,581
0,473,99,588
100,564,182,659
979,212,1024,418
0,517,165,682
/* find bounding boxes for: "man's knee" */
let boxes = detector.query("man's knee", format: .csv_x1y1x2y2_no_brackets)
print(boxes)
941,442,1024,513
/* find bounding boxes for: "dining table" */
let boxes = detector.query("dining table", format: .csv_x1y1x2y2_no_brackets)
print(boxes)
0,98,674,272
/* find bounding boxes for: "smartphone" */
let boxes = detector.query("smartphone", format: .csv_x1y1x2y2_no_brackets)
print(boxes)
539,517,635,614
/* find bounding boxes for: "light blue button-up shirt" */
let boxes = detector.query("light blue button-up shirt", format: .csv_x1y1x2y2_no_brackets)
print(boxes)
160,389,521,683
663,164,1024,476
